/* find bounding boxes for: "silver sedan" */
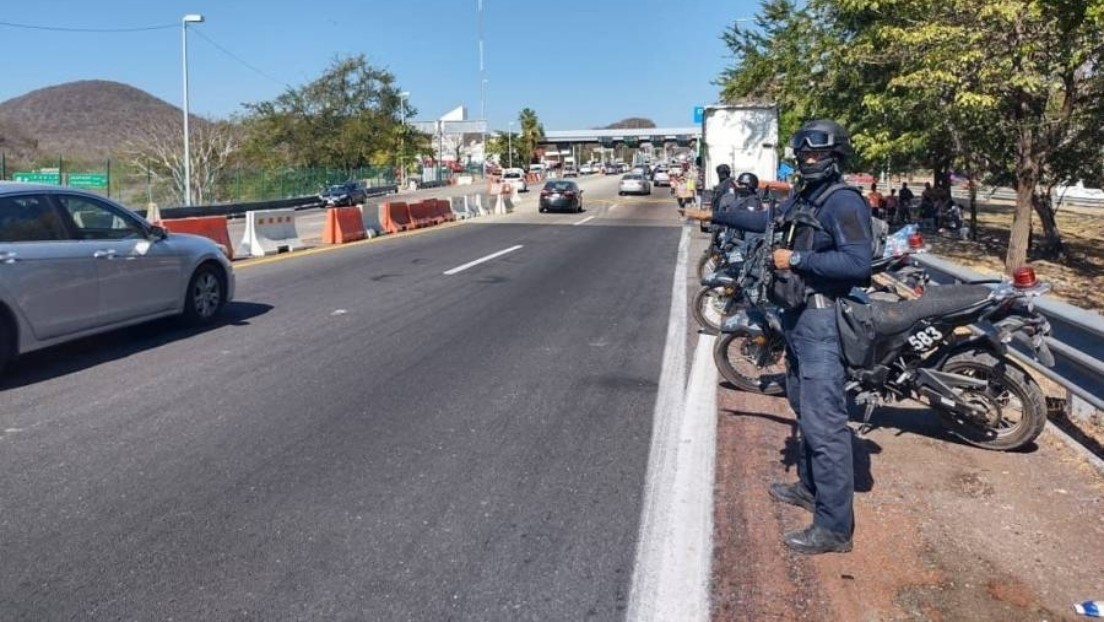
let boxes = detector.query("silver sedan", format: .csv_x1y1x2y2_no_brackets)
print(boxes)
0,183,235,373
618,174,652,196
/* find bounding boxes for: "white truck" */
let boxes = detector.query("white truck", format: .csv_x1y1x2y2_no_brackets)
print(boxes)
700,104,780,201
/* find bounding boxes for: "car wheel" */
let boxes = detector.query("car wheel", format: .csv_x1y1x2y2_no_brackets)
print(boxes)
576,202,583,213
0,310,14,375
182,263,227,325
619,191,625,196
539,207,546,213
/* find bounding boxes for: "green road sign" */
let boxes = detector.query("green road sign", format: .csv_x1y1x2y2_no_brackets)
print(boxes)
68,173,108,189
13,171,61,184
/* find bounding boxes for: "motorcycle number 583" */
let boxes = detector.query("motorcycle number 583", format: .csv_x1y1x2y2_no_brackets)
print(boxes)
908,326,945,351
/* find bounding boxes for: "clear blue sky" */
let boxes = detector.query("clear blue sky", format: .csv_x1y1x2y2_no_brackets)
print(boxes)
0,1,759,132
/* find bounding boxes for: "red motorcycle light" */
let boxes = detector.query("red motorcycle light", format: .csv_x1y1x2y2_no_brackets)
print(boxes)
1013,266,1038,288
907,233,925,249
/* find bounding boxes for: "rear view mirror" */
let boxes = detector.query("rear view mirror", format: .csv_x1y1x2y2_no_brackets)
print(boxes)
148,224,167,240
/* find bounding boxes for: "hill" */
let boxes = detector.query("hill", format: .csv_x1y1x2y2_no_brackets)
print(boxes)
603,118,657,130
0,80,204,161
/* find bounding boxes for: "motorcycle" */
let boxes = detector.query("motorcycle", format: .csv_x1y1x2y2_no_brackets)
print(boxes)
695,239,927,334
714,266,1055,451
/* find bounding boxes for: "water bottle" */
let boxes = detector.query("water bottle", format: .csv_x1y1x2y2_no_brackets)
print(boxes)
1075,601,1104,617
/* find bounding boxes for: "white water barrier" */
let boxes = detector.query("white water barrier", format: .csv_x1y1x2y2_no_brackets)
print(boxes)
238,208,307,257
358,203,384,236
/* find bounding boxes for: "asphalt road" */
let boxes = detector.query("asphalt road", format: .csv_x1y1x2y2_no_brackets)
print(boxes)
0,175,687,620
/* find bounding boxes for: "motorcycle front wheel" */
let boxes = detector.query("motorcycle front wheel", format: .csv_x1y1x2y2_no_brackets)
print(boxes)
696,250,720,281
692,286,734,334
713,331,787,395
935,351,1048,451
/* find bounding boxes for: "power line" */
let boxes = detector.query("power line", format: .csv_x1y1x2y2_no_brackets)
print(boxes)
0,19,175,33
190,29,292,90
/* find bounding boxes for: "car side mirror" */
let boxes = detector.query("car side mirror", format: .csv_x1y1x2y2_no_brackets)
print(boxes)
148,224,167,240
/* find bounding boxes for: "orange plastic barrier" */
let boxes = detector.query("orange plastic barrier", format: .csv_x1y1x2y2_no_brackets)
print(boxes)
322,206,367,244
407,201,435,228
435,199,456,223
379,202,414,234
162,215,233,258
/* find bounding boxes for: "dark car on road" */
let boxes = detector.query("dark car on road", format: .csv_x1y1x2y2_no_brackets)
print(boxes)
320,182,368,207
539,180,584,213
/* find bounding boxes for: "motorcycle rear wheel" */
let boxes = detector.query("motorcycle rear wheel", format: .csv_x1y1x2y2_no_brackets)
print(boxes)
936,351,1048,451
713,331,787,395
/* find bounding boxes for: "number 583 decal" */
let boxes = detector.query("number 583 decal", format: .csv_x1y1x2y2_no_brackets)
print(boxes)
908,326,945,351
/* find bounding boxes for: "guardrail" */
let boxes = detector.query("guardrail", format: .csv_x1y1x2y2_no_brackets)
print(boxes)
134,185,399,221
911,254,1104,416
949,186,1104,209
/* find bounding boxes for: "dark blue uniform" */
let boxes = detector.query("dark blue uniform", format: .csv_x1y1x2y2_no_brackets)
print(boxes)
709,180,872,538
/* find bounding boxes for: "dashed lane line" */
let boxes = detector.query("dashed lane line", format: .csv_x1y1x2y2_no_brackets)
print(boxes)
443,245,524,275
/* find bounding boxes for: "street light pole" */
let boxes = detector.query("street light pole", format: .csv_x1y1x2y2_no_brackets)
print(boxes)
481,78,488,174
181,13,204,207
478,0,487,175
399,91,409,189
508,121,514,168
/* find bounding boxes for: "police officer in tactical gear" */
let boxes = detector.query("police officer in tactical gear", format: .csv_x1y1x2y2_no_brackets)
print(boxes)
681,119,872,555
735,171,759,195
710,167,763,244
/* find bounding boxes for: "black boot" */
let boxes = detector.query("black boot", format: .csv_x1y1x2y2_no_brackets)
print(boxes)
782,524,853,554
768,482,814,512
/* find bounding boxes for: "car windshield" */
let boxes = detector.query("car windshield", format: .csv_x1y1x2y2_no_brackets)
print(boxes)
503,172,522,179
545,182,574,191
324,185,349,194
622,174,643,180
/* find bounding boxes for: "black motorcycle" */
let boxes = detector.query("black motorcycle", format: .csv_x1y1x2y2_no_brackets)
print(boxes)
714,268,1055,451
695,244,927,334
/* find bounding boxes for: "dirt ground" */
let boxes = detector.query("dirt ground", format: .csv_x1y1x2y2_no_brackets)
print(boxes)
922,201,1103,313
688,212,1104,621
711,388,1104,622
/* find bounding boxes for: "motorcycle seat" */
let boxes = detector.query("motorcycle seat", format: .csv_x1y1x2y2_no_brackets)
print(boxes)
871,285,992,335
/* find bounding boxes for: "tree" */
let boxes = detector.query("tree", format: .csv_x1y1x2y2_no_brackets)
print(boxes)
484,131,517,166
240,55,409,172
516,108,545,166
849,0,1104,269
717,0,1104,272
124,117,240,205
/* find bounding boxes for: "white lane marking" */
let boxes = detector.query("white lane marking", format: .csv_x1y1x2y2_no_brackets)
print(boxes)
443,244,524,275
627,226,718,622
573,216,596,226
609,203,619,211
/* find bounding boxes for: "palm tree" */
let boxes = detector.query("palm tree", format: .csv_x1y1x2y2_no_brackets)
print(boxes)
517,108,545,166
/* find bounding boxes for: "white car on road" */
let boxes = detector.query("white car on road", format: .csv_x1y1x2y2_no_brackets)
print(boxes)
0,183,235,373
502,168,528,192
618,174,652,196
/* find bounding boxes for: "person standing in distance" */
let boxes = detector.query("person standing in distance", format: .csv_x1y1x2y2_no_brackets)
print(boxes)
681,119,873,554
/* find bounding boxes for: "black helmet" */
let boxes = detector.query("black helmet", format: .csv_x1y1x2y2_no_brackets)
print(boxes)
716,164,732,180
790,119,852,182
735,172,759,191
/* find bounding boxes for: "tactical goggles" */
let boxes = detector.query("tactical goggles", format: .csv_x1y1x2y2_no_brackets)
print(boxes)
790,130,836,150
